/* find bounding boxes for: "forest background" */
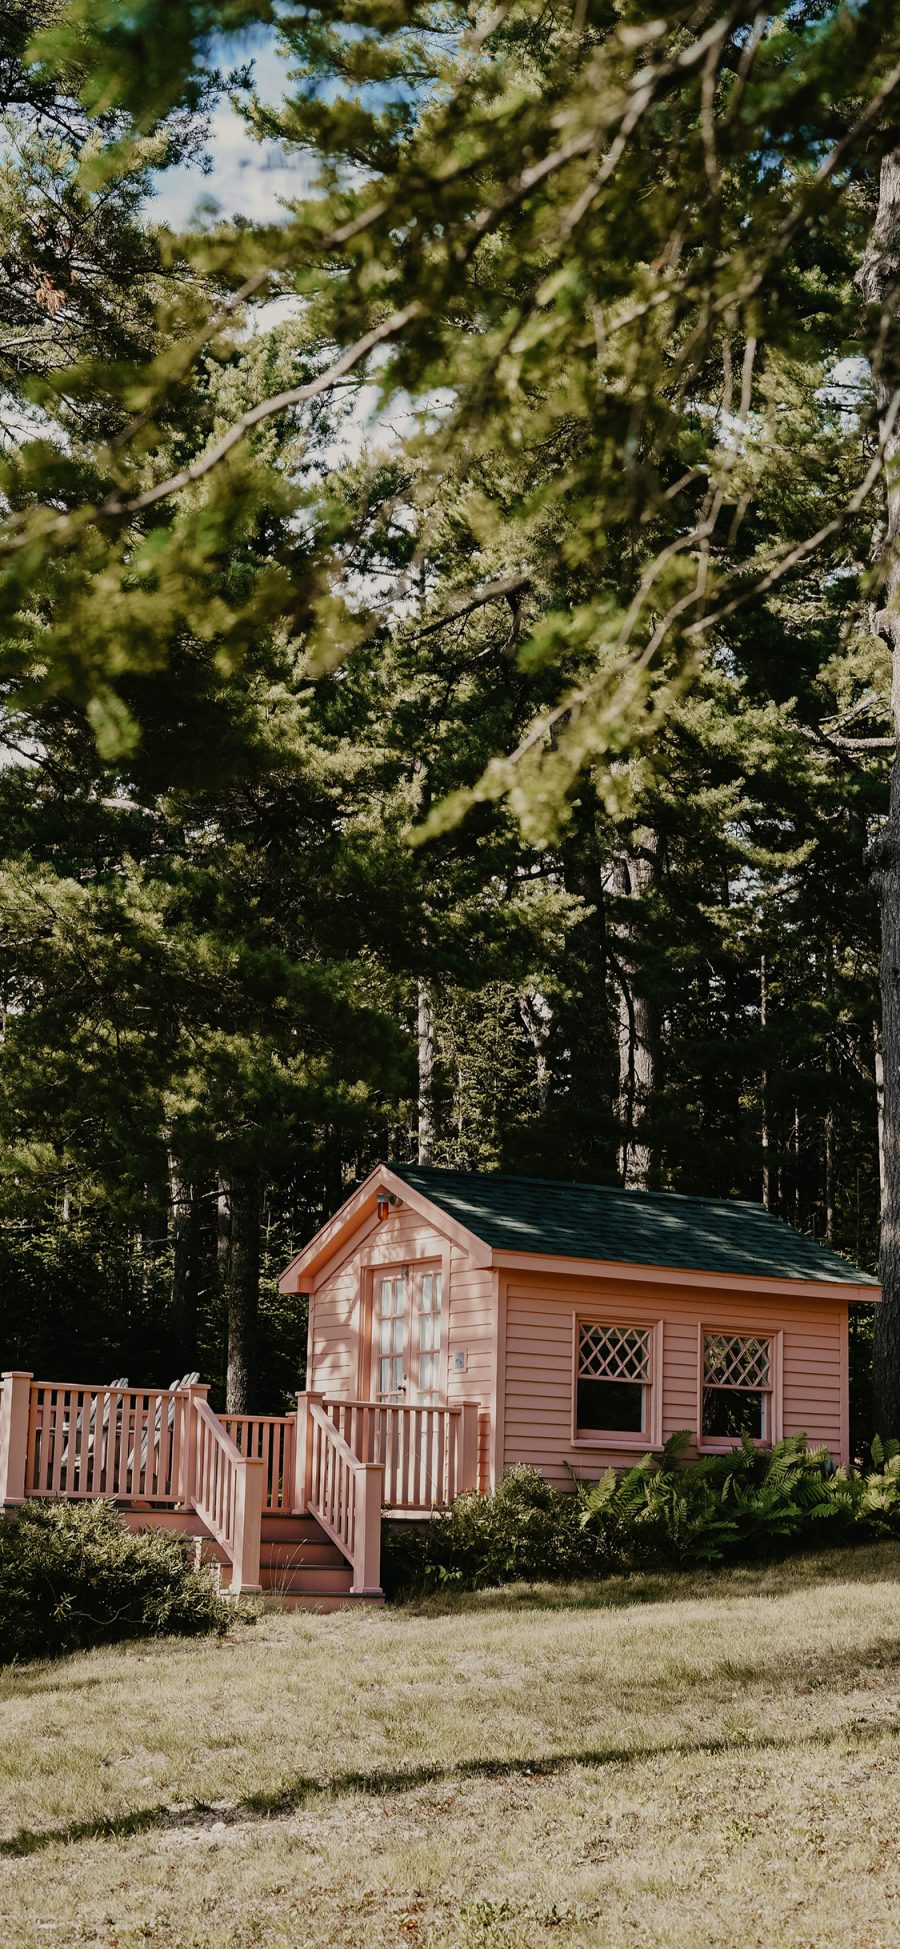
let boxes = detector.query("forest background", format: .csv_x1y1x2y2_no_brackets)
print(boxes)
0,0,898,1445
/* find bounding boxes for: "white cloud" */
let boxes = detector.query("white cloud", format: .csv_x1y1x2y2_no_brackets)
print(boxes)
151,101,315,227
149,33,312,228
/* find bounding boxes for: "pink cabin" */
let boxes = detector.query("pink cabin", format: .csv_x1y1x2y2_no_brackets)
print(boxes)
0,1164,878,1606
283,1164,878,1502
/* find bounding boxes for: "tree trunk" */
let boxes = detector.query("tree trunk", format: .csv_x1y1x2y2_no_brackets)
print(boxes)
824,1102,835,1245
221,1172,261,1412
612,830,659,1189
417,979,435,1166
520,985,553,1111
760,955,771,1208
169,1160,200,1371
859,147,900,1436
875,1021,886,1200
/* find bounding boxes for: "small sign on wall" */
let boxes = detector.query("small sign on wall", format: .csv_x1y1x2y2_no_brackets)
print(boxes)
452,1349,467,1372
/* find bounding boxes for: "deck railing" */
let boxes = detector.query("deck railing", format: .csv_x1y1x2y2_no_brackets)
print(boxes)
0,1372,483,1600
320,1397,480,1508
224,1414,295,1511
301,1396,383,1594
191,1395,263,1595
24,1382,185,1503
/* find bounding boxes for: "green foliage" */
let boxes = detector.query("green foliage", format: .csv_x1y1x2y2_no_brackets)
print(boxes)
384,1439,900,1596
0,1499,230,1662
0,1,888,1425
578,1433,844,1568
380,1465,609,1595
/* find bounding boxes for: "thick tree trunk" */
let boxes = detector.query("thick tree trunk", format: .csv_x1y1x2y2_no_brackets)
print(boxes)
612,830,659,1189
221,1172,261,1413
859,147,900,1436
169,1161,199,1371
417,979,435,1166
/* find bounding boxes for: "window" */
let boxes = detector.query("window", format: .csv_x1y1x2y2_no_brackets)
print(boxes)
576,1323,651,1437
417,1270,443,1402
702,1333,771,1441
377,1273,407,1399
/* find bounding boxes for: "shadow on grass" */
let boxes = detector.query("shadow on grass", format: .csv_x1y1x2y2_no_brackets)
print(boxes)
390,1541,900,1616
4,1713,900,1860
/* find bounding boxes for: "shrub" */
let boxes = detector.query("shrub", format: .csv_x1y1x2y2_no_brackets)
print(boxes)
0,1500,231,1663
383,1436,900,1597
381,1464,610,1596
577,1432,848,1567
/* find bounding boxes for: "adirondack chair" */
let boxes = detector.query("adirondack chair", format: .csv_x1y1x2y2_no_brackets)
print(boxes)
59,1377,130,1483
125,1372,201,1500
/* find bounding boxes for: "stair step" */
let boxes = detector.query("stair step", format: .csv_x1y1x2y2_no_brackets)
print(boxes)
260,1514,326,1542
260,1565,353,1595
260,1546,346,1570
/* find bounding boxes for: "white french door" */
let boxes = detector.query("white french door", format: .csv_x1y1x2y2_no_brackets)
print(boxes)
373,1265,444,1404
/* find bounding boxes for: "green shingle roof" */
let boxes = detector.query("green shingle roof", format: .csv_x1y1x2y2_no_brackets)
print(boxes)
391,1165,877,1288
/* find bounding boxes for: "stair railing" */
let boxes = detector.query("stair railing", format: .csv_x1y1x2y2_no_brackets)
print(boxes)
299,1393,383,1595
190,1394,264,1595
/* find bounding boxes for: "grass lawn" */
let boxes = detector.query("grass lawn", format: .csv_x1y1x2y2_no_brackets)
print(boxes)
4,1546,900,1947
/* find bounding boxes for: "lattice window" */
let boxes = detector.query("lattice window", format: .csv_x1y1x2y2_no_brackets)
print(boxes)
579,1325,651,1384
702,1332,771,1442
576,1324,652,1437
703,1334,770,1390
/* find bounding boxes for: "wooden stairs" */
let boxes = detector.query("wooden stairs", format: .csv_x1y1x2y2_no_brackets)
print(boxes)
194,1511,384,1610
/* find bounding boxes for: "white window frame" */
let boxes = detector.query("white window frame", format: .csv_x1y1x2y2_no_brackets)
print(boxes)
571,1313,664,1450
697,1325,784,1453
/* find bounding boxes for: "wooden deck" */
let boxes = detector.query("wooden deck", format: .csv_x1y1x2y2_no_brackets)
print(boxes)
0,1374,481,1602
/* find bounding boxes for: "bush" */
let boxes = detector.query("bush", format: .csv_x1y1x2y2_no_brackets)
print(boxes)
0,1500,231,1663
383,1437,900,1597
381,1465,610,1596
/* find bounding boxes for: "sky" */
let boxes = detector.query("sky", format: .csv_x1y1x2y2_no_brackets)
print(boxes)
150,34,313,229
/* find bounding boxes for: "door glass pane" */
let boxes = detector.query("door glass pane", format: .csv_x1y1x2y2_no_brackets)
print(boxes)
413,1266,443,1404
376,1274,407,1398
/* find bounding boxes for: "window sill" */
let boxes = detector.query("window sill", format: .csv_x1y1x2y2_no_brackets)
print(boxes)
698,1438,769,1454
573,1435,663,1452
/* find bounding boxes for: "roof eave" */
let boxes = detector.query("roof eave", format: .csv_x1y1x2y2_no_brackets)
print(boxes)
488,1246,879,1302
278,1164,490,1293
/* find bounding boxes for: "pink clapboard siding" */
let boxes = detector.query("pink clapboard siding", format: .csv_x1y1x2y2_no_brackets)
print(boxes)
445,1243,496,1490
307,1208,496,1489
310,1202,445,1397
499,1272,849,1482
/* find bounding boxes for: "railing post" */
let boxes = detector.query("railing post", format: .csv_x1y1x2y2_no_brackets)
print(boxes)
231,1457,264,1595
460,1400,480,1494
352,1461,384,1594
176,1383,208,1507
293,1391,323,1513
0,1372,33,1507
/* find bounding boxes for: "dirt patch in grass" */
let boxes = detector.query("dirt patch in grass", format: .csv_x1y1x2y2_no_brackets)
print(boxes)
3,1545,900,1946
